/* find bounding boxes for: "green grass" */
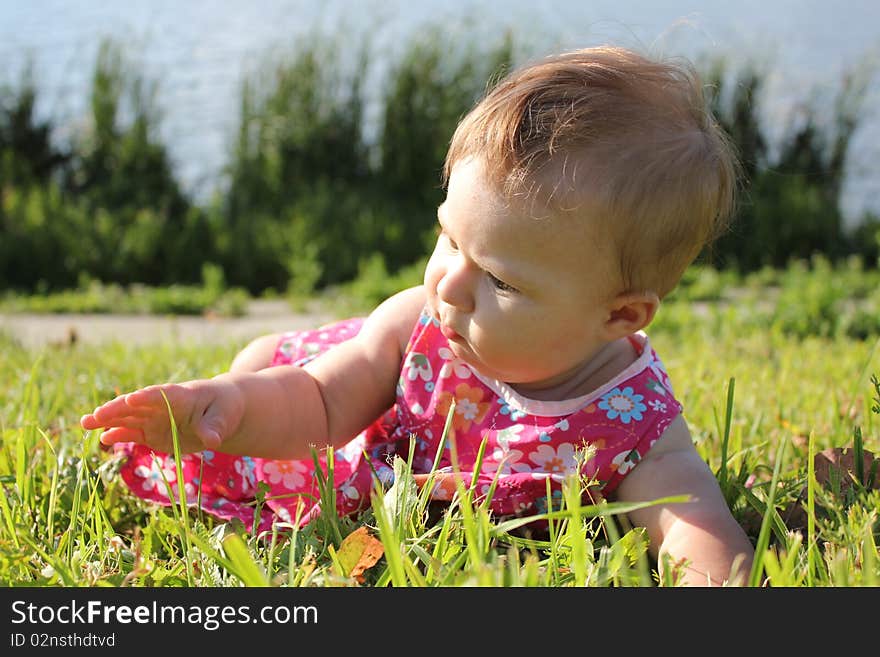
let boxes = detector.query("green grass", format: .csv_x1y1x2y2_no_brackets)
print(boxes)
1,276,879,587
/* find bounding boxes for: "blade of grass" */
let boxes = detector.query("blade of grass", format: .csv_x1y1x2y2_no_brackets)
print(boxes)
862,529,877,586
220,533,269,586
491,494,690,536
807,430,817,586
285,501,307,587
414,400,457,518
737,483,790,543
158,390,195,586
310,446,343,546
38,429,60,542
562,475,588,586
719,377,735,493
780,532,804,585
748,438,788,587
402,554,428,586
0,476,18,548
326,543,348,580
427,502,457,584
187,529,269,586
65,434,90,566
371,483,408,586
853,425,864,486
16,353,44,511
544,477,561,583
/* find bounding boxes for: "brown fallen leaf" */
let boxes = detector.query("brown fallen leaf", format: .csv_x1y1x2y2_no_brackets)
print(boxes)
814,446,879,494
738,446,879,538
336,526,384,583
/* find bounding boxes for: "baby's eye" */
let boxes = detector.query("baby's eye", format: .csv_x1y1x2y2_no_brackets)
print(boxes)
488,272,517,294
442,233,458,251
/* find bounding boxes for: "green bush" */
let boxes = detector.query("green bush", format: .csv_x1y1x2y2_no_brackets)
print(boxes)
332,252,428,315
766,256,880,339
0,63,68,187
669,265,742,302
705,57,875,270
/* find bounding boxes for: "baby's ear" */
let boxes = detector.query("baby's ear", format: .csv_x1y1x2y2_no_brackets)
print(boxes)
603,291,660,339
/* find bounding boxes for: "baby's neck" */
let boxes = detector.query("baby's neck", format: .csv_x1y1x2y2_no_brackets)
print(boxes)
508,337,638,402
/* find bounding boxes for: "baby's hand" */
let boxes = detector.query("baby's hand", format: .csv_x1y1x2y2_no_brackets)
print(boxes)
80,378,245,454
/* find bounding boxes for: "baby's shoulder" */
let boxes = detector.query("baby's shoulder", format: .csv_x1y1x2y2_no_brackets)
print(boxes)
361,285,428,356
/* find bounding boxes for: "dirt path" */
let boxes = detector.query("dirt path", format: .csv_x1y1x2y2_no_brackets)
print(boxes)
0,300,339,349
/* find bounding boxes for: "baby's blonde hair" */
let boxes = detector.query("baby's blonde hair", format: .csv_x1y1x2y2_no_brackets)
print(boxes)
443,46,738,298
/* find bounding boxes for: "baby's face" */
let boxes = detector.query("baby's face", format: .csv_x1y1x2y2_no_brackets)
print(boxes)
423,157,622,394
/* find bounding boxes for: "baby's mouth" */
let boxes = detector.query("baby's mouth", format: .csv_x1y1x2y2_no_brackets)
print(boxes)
440,323,462,341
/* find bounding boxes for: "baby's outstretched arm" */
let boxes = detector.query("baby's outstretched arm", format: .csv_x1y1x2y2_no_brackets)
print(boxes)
81,286,426,459
80,367,330,457
613,416,755,586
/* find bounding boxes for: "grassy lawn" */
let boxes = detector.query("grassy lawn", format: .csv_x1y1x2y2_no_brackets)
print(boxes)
1,270,879,587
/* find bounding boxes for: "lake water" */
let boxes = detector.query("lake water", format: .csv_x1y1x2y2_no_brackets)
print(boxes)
1,0,878,223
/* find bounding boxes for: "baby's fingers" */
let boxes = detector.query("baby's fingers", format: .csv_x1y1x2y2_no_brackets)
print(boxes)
80,408,139,430
82,385,182,428
81,400,150,431
123,385,182,409
81,413,147,431
97,426,146,446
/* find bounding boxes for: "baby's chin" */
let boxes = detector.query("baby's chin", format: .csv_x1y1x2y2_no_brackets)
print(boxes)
445,338,488,374
447,341,514,383
442,332,541,384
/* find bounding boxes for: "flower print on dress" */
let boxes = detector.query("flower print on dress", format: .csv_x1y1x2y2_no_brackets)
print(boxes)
182,481,200,503
338,472,363,505
214,471,244,499
528,443,579,481
133,457,177,495
495,424,524,451
427,471,459,501
234,457,257,491
646,349,674,396
302,342,323,358
498,397,526,421
277,335,301,361
648,399,667,413
534,488,564,514
372,461,395,487
404,352,433,383
336,435,366,465
598,386,647,424
274,505,294,524
262,460,310,490
611,448,642,475
436,383,491,432
645,378,667,397
279,336,322,366
487,449,530,476
489,425,530,475
419,312,440,328
438,347,472,379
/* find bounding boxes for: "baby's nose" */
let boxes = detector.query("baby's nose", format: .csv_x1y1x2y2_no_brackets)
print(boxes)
436,262,475,313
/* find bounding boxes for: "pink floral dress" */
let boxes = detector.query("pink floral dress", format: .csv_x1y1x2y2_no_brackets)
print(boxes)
114,308,682,532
